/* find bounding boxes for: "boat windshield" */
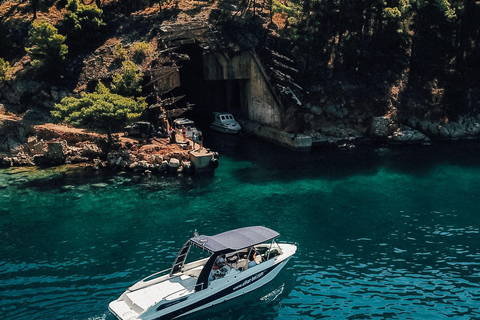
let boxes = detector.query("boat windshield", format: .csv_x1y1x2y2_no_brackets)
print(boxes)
219,114,235,122
183,244,211,265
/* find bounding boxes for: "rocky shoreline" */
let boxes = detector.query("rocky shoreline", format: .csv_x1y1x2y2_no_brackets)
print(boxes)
2,109,480,175
0,114,204,175
307,114,480,148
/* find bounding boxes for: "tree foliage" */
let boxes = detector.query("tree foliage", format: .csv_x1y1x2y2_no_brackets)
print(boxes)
270,0,480,119
25,20,68,74
63,0,105,44
113,43,127,61
52,82,147,142
131,41,153,63
111,60,144,97
0,58,14,82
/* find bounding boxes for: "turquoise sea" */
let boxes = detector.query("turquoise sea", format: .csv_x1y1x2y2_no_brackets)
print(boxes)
1,134,480,319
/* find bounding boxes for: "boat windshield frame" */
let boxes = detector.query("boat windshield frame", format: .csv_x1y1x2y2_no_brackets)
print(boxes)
169,226,281,292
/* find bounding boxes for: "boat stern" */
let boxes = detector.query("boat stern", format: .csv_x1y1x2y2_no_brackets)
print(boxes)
109,298,141,320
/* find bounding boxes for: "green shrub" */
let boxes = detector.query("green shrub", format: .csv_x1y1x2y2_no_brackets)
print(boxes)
0,58,14,82
114,43,127,61
215,9,233,25
63,0,105,42
111,60,144,97
52,81,147,143
25,20,68,72
131,42,153,62
272,0,296,16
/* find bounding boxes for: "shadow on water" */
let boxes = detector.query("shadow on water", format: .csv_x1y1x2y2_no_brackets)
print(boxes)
10,165,218,193
6,135,480,192
205,132,480,181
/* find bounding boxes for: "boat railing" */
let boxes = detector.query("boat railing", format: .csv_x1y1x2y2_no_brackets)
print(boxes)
129,268,171,291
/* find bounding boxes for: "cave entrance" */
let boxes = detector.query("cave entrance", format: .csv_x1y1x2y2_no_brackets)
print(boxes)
168,43,249,125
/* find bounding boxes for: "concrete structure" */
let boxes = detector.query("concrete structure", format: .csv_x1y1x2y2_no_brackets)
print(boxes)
240,120,312,150
203,50,283,130
203,50,311,149
158,22,312,149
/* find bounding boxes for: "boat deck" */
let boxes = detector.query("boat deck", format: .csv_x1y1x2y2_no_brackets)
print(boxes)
131,274,196,308
110,274,197,319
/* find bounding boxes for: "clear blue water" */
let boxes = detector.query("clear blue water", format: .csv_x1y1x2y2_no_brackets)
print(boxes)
1,135,480,320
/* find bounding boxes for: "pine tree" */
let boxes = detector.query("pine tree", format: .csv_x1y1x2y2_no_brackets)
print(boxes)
52,82,147,145
25,20,68,78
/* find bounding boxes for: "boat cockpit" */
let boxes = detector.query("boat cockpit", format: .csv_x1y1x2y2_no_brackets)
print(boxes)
171,237,284,291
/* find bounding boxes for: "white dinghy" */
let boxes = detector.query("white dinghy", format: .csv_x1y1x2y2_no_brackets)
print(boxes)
109,226,297,320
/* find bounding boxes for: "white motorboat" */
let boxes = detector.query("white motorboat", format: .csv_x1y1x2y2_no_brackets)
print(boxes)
210,112,242,134
109,226,297,320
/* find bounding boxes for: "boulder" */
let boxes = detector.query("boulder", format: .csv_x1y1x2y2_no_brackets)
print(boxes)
182,160,194,174
168,158,180,171
459,116,480,136
392,127,430,144
79,142,102,158
153,154,163,164
439,122,463,139
43,140,68,165
159,160,168,172
370,116,392,138
419,120,439,136
1,156,13,167
1,80,42,105
32,141,47,155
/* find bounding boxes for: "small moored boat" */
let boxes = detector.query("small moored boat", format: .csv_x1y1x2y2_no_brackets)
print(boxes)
210,112,241,134
109,226,297,320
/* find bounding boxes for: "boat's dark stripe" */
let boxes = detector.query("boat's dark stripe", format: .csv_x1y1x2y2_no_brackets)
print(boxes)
153,262,283,320
156,296,188,311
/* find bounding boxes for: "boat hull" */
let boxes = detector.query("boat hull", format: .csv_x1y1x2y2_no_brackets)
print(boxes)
174,256,291,319
109,244,296,320
210,124,241,134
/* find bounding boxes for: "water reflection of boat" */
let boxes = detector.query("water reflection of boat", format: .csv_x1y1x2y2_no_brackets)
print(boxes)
109,226,297,320
210,112,242,134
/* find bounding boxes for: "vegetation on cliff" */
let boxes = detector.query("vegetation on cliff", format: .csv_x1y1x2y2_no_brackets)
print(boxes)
25,19,68,76
52,81,147,144
1,0,479,139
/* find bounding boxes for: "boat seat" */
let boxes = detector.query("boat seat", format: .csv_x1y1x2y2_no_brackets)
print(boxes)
235,259,248,271
265,249,280,260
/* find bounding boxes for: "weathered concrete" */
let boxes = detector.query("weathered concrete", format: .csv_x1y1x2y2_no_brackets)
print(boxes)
241,120,312,150
203,50,284,130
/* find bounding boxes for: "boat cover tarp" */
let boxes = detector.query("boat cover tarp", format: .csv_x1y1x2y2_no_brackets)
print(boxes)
190,226,279,253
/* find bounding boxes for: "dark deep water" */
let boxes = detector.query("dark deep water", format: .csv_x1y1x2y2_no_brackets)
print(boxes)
1,135,480,319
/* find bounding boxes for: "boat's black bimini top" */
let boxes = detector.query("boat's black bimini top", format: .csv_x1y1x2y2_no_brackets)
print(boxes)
190,226,280,254
170,226,281,291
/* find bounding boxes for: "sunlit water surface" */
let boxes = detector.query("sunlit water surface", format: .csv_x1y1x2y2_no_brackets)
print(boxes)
1,135,480,319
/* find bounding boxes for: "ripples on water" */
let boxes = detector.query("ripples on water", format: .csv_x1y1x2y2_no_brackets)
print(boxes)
1,140,480,319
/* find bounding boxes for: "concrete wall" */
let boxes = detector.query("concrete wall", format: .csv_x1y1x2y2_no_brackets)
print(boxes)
240,120,312,150
203,50,283,129
203,52,251,80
